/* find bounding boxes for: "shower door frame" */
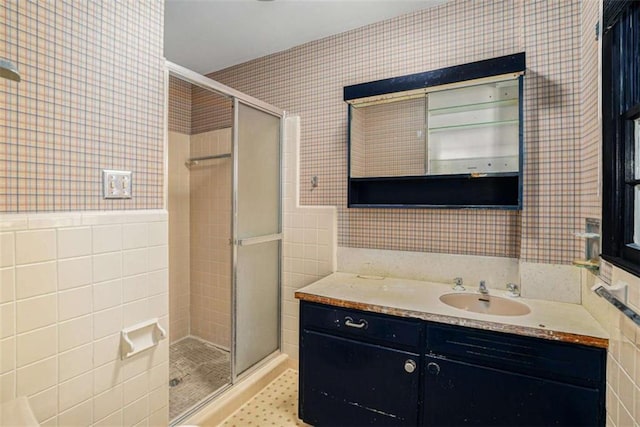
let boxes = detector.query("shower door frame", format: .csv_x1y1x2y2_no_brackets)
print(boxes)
165,61,284,423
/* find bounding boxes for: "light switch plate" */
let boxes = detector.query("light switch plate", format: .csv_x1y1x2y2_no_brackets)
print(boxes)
102,169,132,199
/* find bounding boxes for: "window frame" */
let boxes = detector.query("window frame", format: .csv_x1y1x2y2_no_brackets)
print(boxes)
601,1,640,276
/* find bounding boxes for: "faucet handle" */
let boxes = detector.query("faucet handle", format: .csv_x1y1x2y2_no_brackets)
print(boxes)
453,277,465,291
479,280,488,294
506,283,520,297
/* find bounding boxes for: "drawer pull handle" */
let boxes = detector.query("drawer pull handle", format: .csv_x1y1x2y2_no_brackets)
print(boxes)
404,359,417,373
344,316,368,329
427,362,440,376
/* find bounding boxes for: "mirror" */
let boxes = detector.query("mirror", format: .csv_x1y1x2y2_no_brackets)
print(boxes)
345,53,525,209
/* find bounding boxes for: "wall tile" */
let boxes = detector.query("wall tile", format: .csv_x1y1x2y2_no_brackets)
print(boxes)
16,294,57,333
148,406,169,427
15,230,56,265
123,248,149,277
0,267,15,303
28,386,58,423
123,299,150,328
147,270,167,297
93,225,123,254
94,279,123,312
59,371,93,412
94,361,123,396
123,224,149,250
0,303,15,338
59,315,92,352
123,273,149,303
148,222,168,247
0,337,15,374
123,396,148,427
148,246,167,272
57,399,93,427
59,344,93,382
16,325,57,368
93,252,123,283
0,371,16,403
40,416,57,427
123,372,148,406
148,362,168,392
93,334,121,368
57,256,92,291
94,384,123,422
16,356,57,396
95,410,123,427
59,286,93,321
15,261,57,299
0,233,15,268
147,385,167,414
57,228,92,259
94,307,123,340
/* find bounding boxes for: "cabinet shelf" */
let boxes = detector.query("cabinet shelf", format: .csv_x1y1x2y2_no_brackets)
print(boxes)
428,98,518,116
428,119,518,132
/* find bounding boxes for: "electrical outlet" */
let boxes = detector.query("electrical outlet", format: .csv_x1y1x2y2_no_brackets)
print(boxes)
102,169,132,199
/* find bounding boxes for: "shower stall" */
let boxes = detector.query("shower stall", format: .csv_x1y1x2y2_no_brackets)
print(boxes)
165,62,282,423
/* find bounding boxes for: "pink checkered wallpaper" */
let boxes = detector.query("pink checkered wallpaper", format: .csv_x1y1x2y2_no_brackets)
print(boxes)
0,0,165,212
207,0,593,264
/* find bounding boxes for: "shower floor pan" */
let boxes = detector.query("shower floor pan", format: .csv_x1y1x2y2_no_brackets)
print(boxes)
169,337,231,421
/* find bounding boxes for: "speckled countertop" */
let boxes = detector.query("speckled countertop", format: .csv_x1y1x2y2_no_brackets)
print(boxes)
295,272,609,348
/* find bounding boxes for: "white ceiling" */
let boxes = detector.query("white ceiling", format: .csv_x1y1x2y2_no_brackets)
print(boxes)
164,0,447,74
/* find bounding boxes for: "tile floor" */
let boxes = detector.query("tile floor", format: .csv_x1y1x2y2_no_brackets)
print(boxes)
220,369,309,426
169,337,231,421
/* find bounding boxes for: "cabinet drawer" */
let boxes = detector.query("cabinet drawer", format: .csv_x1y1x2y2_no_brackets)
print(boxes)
426,323,606,386
301,302,422,349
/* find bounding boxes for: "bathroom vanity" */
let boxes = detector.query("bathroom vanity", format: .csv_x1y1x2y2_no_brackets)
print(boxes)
296,273,608,426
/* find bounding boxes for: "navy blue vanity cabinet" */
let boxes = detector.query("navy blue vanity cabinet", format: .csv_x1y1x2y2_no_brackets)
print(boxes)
422,323,607,426
299,301,424,426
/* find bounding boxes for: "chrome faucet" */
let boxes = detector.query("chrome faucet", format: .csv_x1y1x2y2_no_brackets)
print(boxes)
453,277,465,291
479,280,489,295
506,283,520,297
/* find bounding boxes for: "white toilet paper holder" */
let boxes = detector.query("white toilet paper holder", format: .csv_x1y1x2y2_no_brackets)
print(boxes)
120,318,167,360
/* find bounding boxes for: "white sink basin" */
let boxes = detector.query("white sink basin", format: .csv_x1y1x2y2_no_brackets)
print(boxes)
440,293,531,316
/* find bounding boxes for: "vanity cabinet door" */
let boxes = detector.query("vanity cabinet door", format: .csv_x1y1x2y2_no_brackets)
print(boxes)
300,330,420,426
422,354,603,426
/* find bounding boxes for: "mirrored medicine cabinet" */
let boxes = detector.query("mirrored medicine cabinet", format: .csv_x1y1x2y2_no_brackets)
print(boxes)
344,53,525,209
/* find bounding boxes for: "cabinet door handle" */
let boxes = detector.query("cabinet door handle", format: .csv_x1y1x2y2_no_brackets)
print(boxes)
344,316,368,329
427,362,440,375
404,359,417,373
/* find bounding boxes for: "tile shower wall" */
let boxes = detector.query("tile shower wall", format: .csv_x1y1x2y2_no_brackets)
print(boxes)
168,132,190,343
0,1,165,212
207,0,587,264
0,211,169,426
189,129,232,349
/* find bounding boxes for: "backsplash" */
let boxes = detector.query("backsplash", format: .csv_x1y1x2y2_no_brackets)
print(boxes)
0,1,165,212
207,0,589,264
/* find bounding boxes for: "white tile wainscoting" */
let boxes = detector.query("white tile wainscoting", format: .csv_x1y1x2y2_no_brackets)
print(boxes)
0,210,169,426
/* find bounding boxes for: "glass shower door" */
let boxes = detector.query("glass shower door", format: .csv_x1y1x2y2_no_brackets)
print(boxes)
232,100,282,377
